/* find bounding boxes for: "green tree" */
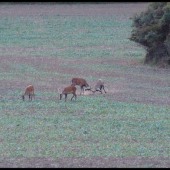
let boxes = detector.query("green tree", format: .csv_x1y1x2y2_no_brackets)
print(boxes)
129,2,170,67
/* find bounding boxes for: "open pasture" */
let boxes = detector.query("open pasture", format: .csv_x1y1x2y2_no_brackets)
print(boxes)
0,2,170,167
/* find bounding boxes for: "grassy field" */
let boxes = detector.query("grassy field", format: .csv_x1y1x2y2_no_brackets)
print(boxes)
0,3,170,167
1,98,170,158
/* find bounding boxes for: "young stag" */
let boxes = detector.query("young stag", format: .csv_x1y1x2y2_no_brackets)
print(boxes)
22,85,35,101
91,79,107,94
71,78,91,95
59,86,77,102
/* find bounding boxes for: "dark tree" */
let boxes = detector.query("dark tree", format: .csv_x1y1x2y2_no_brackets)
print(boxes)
129,2,170,67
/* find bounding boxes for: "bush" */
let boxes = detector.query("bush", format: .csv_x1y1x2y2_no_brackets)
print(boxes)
129,2,170,66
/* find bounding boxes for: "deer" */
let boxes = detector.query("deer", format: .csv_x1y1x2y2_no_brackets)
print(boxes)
70,78,91,95
91,79,107,94
59,86,77,102
22,85,35,101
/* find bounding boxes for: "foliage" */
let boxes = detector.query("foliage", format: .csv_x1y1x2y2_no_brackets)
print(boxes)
129,2,170,66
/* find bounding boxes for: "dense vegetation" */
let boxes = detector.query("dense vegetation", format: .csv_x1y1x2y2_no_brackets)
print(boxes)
130,2,170,67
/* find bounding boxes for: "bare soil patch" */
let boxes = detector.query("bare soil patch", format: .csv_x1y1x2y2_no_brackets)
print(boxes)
0,157,170,168
0,2,149,17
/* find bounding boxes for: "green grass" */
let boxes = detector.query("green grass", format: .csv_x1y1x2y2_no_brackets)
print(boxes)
0,15,141,54
0,95,170,157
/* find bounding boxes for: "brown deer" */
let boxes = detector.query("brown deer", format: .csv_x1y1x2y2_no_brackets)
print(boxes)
91,79,106,94
59,86,77,102
70,78,91,95
22,85,35,101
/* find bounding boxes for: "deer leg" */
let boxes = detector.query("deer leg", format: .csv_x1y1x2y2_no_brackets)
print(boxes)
65,94,67,102
102,85,107,93
82,87,84,95
80,86,83,95
71,93,74,100
29,94,31,100
99,89,103,94
33,92,35,100
60,94,62,100
71,93,76,100
99,86,103,94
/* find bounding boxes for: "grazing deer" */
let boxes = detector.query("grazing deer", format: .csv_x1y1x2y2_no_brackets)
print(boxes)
91,79,106,94
22,85,35,101
59,86,77,102
70,78,91,95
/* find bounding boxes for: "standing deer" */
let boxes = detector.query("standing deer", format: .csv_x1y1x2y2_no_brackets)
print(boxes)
91,79,106,94
70,78,91,95
59,86,77,102
22,85,35,101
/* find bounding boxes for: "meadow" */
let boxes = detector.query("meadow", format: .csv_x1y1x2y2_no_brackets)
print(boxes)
0,3,170,167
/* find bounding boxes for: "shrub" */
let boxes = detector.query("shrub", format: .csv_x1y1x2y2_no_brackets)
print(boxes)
129,2,170,66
